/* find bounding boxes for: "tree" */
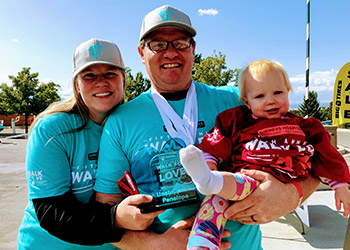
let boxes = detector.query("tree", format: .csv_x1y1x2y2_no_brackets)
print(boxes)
0,83,14,115
192,51,240,86
33,81,61,114
0,67,61,132
328,101,333,121
298,91,327,121
124,68,151,102
192,53,203,75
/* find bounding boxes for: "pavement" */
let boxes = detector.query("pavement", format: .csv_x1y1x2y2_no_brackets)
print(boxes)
0,127,350,250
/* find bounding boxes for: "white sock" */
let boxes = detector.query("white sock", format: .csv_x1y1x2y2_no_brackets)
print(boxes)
179,145,223,195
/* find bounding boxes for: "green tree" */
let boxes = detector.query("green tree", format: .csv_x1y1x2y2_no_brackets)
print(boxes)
0,83,14,115
298,91,327,120
192,53,203,75
320,106,331,121
33,81,61,114
0,67,61,132
192,51,240,86
328,101,333,121
124,68,151,102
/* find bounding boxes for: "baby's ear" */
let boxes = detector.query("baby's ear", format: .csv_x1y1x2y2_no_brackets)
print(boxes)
241,97,250,108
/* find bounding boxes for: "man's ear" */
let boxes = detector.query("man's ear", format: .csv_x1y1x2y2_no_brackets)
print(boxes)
138,46,146,65
192,42,196,55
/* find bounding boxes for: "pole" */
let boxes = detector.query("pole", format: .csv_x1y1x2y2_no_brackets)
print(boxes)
305,0,310,118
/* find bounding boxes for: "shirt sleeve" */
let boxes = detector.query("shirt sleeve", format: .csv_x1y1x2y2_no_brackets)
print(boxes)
302,118,350,183
26,118,72,199
324,178,349,190
198,108,240,162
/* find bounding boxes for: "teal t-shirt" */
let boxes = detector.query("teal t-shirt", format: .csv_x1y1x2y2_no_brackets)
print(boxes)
17,113,116,250
95,82,262,250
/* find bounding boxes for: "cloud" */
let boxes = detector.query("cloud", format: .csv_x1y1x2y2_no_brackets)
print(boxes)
198,8,218,16
290,69,338,94
58,87,73,100
11,38,20,44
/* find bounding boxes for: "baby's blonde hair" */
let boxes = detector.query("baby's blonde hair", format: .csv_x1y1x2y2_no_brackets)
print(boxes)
239,59,293,100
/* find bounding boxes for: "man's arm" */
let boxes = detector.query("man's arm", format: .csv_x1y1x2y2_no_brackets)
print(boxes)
113,217,232,250
223,169,320,224
96,192,198,250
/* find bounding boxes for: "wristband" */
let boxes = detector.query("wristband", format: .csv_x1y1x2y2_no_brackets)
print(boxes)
291,182,303,206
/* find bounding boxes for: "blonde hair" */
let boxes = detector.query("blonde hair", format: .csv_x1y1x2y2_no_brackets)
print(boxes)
239,59,292,100
29,67,125,135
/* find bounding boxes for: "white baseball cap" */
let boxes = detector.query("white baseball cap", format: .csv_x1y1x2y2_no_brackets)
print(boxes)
72,38,125,79
139,5,197,41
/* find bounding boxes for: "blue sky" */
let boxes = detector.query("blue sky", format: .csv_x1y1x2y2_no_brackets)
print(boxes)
1,0,349,106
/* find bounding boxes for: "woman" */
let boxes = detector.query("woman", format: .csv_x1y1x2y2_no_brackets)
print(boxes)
17,38,159,249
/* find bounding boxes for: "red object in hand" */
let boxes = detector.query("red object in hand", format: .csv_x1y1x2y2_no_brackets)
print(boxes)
118,171,139,196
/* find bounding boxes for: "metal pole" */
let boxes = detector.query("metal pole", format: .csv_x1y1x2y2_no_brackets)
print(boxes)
305,0,310,117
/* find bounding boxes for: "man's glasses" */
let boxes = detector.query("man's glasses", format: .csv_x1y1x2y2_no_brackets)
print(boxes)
145,38,194,51
117,171,139,196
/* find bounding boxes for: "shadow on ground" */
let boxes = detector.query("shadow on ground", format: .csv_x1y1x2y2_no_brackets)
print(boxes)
275,205,348,249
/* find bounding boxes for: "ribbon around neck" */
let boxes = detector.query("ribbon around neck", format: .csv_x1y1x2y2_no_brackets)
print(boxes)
151,81,198,146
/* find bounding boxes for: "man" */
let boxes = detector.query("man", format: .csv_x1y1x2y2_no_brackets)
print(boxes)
95,5,320,249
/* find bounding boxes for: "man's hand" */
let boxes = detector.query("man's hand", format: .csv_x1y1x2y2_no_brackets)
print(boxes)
116,194,164,230
223,169,319,224
114,216,194,250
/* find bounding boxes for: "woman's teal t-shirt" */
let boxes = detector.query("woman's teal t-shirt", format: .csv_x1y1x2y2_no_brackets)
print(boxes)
17,113,116,249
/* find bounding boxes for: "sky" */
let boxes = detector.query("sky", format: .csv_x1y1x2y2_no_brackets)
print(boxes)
1,0,349,107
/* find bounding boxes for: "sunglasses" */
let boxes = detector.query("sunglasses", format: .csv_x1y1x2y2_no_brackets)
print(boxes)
117,171,139,196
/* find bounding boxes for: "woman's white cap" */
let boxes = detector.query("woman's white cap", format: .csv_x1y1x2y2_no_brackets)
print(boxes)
72,38,125,78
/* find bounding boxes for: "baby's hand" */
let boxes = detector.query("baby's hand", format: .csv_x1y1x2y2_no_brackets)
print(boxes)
334,185,350,217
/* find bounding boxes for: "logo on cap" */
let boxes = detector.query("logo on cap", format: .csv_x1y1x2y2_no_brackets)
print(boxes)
159,6,173,22
89,42,103,59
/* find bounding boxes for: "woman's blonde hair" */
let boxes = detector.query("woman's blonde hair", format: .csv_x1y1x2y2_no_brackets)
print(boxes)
29,67,125,134
239,59,293,100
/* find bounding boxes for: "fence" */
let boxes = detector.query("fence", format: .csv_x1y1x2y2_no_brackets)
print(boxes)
0,115,34,126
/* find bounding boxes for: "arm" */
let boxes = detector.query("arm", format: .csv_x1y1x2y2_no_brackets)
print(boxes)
96,192,195,250
223,169,320,224
33,191,124,245
113,217,232,250
96,192,163,230
306,118,350,183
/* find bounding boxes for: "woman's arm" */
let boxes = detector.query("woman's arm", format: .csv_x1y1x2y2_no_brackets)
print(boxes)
33,191,124,245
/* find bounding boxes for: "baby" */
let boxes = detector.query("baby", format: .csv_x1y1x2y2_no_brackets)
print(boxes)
180,59,350,250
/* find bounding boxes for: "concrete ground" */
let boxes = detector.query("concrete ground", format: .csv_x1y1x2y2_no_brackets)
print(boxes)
0,137,27,250
0,128,350,249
